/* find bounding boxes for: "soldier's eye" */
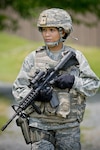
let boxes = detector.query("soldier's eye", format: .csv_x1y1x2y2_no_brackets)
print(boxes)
50,28,56,32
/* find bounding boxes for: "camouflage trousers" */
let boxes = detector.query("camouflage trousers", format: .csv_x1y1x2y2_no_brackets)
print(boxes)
31,126,81,150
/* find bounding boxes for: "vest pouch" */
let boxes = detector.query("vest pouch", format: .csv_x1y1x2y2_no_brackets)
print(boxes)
56,92,70,118
44,102,57,116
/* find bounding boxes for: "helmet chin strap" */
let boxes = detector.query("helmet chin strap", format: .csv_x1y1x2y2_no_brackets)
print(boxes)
45,40,60,47
45,28,65,47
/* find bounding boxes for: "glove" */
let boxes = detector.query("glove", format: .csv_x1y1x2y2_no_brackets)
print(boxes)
36,86,52,102
53,74,75,89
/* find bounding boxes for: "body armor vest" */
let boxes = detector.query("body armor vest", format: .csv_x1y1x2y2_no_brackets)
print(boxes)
29,46,86,124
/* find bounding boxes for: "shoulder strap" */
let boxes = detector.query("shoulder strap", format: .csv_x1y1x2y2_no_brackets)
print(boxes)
64,45,76,52
36,46,46,53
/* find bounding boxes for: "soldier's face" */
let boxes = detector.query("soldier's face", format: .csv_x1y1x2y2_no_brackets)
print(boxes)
41,27,60,43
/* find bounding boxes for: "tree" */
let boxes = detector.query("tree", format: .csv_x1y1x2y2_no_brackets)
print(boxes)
0,0,100,30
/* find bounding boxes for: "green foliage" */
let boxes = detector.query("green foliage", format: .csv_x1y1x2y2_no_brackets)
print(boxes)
0,0,100,30
1,0,100,18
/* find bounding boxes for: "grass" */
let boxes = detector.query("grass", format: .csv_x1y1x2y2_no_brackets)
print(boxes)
0,31,42,82
0,97,11,134
0,31,100,83
69,43,100,77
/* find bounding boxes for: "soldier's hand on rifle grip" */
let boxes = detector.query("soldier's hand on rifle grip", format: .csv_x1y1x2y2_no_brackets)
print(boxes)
53,74,75,89
36,86,53,102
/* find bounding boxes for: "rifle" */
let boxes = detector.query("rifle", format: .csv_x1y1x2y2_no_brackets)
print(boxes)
1,50,79,132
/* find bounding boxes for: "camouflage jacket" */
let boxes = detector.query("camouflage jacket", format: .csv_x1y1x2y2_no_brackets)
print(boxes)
12,45,100,130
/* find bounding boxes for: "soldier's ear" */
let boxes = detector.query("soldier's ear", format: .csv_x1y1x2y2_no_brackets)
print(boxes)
61,29,66,38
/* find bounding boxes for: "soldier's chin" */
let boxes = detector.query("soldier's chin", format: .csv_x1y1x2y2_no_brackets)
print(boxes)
45,42,57,48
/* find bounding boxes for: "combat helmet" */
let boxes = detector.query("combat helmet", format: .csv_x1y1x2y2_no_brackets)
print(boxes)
37,8,73,47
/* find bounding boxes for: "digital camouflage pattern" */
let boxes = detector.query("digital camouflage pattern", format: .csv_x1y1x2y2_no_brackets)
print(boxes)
37,8,73,35
31,126,81,150
12,8,100,150
12,45,100,150
12,45,100,130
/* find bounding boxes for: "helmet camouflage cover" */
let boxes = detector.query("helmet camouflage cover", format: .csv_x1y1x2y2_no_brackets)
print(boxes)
37,8,73,35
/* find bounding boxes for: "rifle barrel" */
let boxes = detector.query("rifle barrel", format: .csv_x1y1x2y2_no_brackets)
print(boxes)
1,113,17,131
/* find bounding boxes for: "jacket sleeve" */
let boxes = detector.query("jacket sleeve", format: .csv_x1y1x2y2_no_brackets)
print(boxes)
12,51,36,103
73,50,100,97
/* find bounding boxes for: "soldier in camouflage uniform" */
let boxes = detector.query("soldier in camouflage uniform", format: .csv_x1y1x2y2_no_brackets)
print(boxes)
12,8,100,150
